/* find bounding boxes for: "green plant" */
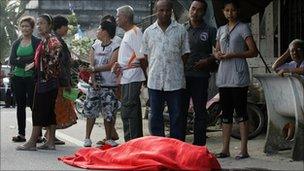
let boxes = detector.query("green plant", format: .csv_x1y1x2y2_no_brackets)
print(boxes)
64,13,93,86
65,13,93,63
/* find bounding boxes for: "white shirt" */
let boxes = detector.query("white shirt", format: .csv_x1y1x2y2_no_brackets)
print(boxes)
92,40,119,86
118,26,146,84
94,35,122,45
140,20,190,91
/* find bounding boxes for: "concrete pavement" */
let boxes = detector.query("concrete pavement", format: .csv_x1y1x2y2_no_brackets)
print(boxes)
0,107,81,170
1,107,303,170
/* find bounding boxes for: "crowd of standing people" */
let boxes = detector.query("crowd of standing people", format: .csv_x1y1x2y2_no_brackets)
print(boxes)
7,0,304,161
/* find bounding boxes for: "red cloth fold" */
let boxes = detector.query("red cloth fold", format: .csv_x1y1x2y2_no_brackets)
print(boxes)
59,136,221,170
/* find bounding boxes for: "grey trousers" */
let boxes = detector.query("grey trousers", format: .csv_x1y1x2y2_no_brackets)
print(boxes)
121,82,143,141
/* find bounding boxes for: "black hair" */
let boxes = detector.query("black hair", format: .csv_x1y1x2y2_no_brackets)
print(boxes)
100,20,116,39
101,15,116,25
53,15,69,31
192,0,208,11
222,0,240,9
39,14,53,26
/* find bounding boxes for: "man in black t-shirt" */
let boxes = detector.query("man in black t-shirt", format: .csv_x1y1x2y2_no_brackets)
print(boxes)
183,0,217,146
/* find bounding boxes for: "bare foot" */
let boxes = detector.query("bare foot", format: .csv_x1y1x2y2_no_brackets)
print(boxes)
16,142,36,151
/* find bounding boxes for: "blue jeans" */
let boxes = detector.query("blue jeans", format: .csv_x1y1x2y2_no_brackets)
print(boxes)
183,76,209,145
148,88,184,141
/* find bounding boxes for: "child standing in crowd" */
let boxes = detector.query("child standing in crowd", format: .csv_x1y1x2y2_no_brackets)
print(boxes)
82,20,120,147
214,0,258,160
272,39,304,76
94,15,121,145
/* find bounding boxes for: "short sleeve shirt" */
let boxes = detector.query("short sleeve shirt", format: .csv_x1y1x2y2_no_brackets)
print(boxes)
277,60,304,78
216,22,252,87
92,41,119,86
118,26,146,84
141,20,190,91
94,35,122,46
184,22,217,78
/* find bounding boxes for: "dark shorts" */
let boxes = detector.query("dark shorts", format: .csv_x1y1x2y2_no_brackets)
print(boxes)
219,87,248,124
32,89,58,127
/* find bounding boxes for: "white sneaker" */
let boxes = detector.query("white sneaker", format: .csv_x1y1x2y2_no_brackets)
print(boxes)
105,139,118,147
83,139,92,147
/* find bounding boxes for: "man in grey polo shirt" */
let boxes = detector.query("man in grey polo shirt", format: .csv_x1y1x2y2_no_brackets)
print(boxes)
183,0,217,145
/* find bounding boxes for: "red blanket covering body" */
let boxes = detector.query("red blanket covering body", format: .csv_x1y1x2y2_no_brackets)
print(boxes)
59,136,221,170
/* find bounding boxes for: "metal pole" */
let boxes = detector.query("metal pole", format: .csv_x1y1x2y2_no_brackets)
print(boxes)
258,51,272,73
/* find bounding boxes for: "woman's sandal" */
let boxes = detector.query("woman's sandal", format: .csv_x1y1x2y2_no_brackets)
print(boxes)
16,145,37,151
235,154,250,160
96,136,119,145
55,137,65,145
215,152,230,158
37,144,56,150
12,135,26,142
36,137,47,143
96,139,107,145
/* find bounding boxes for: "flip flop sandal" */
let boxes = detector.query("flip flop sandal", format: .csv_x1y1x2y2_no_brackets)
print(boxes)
235,154,250,160
16,145,37,151
215,153,230,158
96,139,107,145
55,138,65,145
36,137,47,143
12,135,26,142
37,144,56,150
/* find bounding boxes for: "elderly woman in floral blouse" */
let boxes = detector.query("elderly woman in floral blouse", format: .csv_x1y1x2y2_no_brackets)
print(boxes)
17,14,61,151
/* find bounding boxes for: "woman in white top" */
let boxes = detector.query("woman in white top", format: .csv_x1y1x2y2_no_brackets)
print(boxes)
82,20,120,147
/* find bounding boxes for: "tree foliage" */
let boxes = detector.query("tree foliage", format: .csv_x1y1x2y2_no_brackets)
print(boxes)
0,0,30,62
65,13,93,63
65,13,93,86
1,0,92,69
